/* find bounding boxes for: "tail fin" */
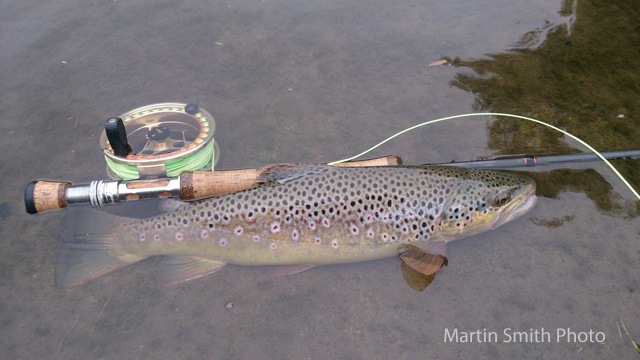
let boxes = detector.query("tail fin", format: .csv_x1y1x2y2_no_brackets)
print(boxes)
55,210,135,288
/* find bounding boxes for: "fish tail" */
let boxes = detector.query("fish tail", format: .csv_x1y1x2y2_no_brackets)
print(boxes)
55,210,136,288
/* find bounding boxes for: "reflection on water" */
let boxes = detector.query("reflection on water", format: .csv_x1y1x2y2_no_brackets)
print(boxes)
531,214,575,228
1,0,639,358
526,169,638,215
448,0,640,211
509,0,577,51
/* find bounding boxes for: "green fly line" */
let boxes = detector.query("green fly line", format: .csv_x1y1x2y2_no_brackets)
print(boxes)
105,138,216,180
328,112,640,201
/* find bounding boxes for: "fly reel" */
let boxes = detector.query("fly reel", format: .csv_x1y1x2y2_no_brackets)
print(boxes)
100,103,219,179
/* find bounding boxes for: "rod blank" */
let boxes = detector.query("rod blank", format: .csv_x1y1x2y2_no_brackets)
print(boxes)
427,149,640,169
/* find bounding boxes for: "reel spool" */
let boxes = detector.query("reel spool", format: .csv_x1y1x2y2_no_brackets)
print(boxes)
100,103,219,179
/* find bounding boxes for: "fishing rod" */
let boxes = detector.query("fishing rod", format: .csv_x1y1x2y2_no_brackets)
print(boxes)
428,149,640,169
24,150,640,214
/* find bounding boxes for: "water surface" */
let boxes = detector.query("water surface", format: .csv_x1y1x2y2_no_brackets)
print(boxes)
1,0,638,358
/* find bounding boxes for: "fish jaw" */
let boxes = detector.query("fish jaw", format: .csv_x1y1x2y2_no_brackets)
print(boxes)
490,183,537,230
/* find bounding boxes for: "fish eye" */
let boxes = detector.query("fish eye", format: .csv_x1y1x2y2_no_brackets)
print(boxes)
494,193,511,206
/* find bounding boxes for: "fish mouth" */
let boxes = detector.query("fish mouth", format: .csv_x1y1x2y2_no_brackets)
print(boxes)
490,185,538,230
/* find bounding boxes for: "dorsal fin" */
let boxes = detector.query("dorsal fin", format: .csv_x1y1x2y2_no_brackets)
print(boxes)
257,163,330,185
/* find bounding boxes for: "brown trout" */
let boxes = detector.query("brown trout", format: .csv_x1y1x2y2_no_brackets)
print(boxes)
56,164,537,288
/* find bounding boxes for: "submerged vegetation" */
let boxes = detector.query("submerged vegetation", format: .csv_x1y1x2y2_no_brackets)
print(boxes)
448,0,640,213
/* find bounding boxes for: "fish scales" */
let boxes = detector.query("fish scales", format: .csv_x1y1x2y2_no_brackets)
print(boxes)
55,164,537,287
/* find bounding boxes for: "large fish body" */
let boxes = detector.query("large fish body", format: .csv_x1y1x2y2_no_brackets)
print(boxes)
56,164,537,288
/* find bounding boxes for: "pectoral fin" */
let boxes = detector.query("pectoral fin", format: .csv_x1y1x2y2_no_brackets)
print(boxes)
398,244,448,292
400,262,438,292
410,240,447,257
160,255,226,286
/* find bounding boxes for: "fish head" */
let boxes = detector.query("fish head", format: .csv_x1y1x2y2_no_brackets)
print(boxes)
435,169,537,241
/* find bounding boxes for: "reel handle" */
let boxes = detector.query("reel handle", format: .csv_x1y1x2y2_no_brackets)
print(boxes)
25,180,72,214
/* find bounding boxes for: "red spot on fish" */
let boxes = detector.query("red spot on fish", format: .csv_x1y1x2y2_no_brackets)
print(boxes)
201,230,209,239
219,238,227,247
309,221,316,230
270,222,281,233
332,239,339,249
234,226,244,235
291,229,300,241
350,224,359,235
154,234,161,242
270,242,277,250
322,218,331,228
175,232,184,241
253,235,260,242
139,234,146,242
314,237,322,245
366,229,374,238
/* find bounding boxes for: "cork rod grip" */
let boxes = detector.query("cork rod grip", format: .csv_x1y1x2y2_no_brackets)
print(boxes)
25,180,71,214
179,168,263,200
330,155,402,167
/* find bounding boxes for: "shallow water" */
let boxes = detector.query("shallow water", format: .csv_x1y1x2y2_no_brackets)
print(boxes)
1,0,639,359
